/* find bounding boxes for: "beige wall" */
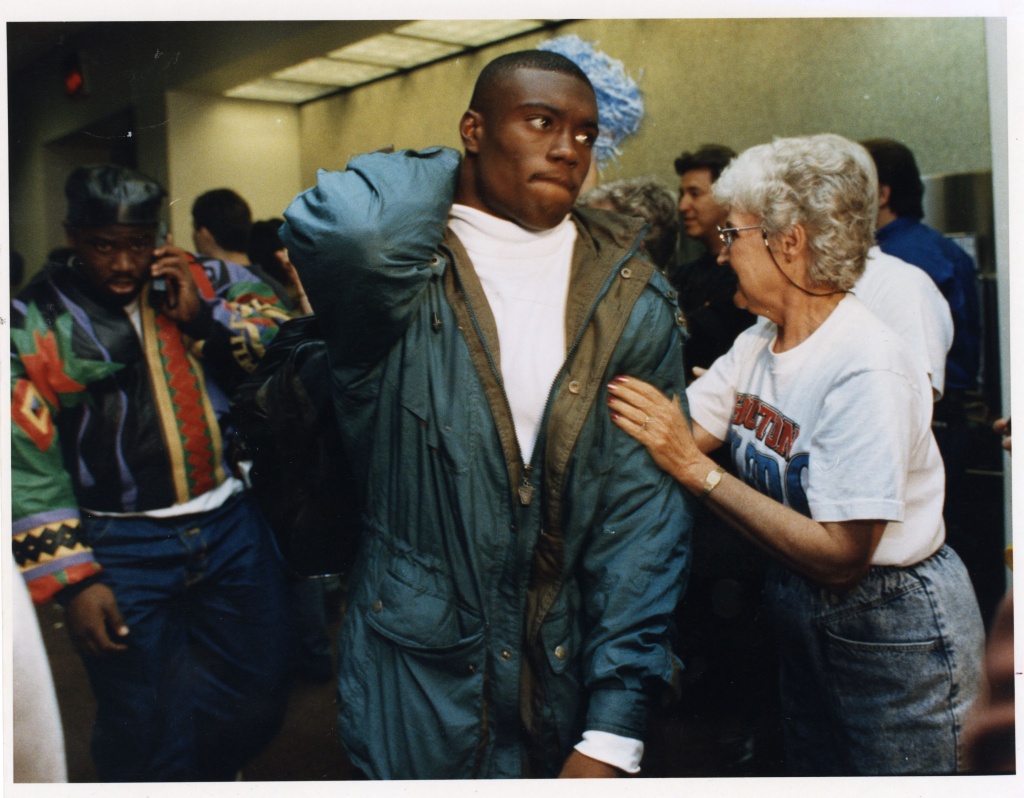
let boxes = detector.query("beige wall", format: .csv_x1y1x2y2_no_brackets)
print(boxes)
165,92,303,244
297,18,991,192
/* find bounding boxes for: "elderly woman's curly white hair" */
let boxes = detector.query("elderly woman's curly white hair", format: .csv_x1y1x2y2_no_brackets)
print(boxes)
712,134,878,291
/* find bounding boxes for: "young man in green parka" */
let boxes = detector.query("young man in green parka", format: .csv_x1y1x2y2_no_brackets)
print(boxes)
281,49,695,779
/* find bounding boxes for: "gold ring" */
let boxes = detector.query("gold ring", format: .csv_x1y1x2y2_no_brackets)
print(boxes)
642,415,650,431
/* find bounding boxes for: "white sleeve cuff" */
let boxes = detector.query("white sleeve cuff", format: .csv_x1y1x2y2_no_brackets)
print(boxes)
574,729,644,774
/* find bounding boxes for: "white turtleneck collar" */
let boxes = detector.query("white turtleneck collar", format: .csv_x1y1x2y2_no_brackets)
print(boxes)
447,203,577,462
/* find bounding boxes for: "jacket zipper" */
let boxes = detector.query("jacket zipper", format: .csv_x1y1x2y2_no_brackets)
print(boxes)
449,225,646,509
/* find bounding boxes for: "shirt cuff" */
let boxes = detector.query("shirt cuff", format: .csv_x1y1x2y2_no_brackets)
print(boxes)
575,729,644,774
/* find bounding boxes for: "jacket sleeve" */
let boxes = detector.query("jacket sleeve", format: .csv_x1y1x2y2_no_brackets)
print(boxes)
577,278,694,740
9,300,104,604
279,147,459,370
177,256,291,390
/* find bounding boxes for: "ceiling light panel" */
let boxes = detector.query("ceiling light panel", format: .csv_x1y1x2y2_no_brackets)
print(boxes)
273,58,395,87
328,33,463,69
394,20,547,48
225,78,337,104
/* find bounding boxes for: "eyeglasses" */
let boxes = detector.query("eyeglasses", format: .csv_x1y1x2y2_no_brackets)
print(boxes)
716,224,844,298
717,225,765,249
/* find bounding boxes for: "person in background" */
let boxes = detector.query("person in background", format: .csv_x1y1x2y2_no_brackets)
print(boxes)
191,187,254,265
860,138,982,549
851,245,953,402
671,145,756,377
192,188,293,306
247,218,313,315
281,49,693,779
10,165,292,781
579,175,679,270
245,220,329,688
962,590,1015,773
861,138,981,400
607,134,984,775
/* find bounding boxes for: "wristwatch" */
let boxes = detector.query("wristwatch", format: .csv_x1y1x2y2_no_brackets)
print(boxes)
700,465,725,501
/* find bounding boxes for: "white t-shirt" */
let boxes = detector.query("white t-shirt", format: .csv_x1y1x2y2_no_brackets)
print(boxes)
448,204,576,462
853,246,953,400
687,295,945,566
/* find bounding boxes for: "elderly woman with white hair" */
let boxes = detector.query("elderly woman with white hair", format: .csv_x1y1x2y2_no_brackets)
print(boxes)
580,176,679,270
606,134,983,775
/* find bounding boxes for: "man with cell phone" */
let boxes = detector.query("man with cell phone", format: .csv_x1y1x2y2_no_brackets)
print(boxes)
10,164,293,781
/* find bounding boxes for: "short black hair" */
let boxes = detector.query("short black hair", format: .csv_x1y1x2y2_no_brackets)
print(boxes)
191,188,253,252
860,138,925,220
674,144,737,182
469,50,594,115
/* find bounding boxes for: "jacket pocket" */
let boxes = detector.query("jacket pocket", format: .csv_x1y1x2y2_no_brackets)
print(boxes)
365,551,483,649
341,552,487,778
819,585,957,774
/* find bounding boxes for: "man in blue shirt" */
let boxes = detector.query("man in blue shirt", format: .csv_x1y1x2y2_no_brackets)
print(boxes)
861,138,981,395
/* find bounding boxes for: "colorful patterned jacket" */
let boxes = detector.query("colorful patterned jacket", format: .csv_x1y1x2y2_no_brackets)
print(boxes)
10,254,289,603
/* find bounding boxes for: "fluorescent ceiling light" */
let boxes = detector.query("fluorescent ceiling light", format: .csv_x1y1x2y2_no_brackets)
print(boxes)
394,20,547,48
225,78,337,103
273,58,395,87
328,33,462,69
223,20,560,105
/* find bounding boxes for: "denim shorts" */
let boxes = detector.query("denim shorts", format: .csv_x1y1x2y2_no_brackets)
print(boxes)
763,545,984,775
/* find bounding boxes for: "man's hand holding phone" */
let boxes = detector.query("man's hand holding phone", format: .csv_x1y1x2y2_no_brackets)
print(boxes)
150,234,202,323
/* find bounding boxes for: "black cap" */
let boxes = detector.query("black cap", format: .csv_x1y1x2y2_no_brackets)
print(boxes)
64,165,166,228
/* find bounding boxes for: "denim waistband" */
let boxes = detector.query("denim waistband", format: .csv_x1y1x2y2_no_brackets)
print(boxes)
83,489,251,528
767,544,958,615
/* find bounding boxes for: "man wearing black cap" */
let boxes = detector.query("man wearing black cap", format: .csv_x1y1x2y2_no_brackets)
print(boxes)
10,165,293,781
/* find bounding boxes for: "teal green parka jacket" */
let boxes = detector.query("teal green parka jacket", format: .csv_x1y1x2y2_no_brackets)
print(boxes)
281,147,694,778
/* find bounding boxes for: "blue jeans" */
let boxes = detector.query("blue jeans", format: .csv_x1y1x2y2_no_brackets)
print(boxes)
79,494,291,781
764,545,984,775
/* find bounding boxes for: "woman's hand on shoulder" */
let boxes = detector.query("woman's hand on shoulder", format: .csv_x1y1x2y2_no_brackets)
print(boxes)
607,376,703,484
